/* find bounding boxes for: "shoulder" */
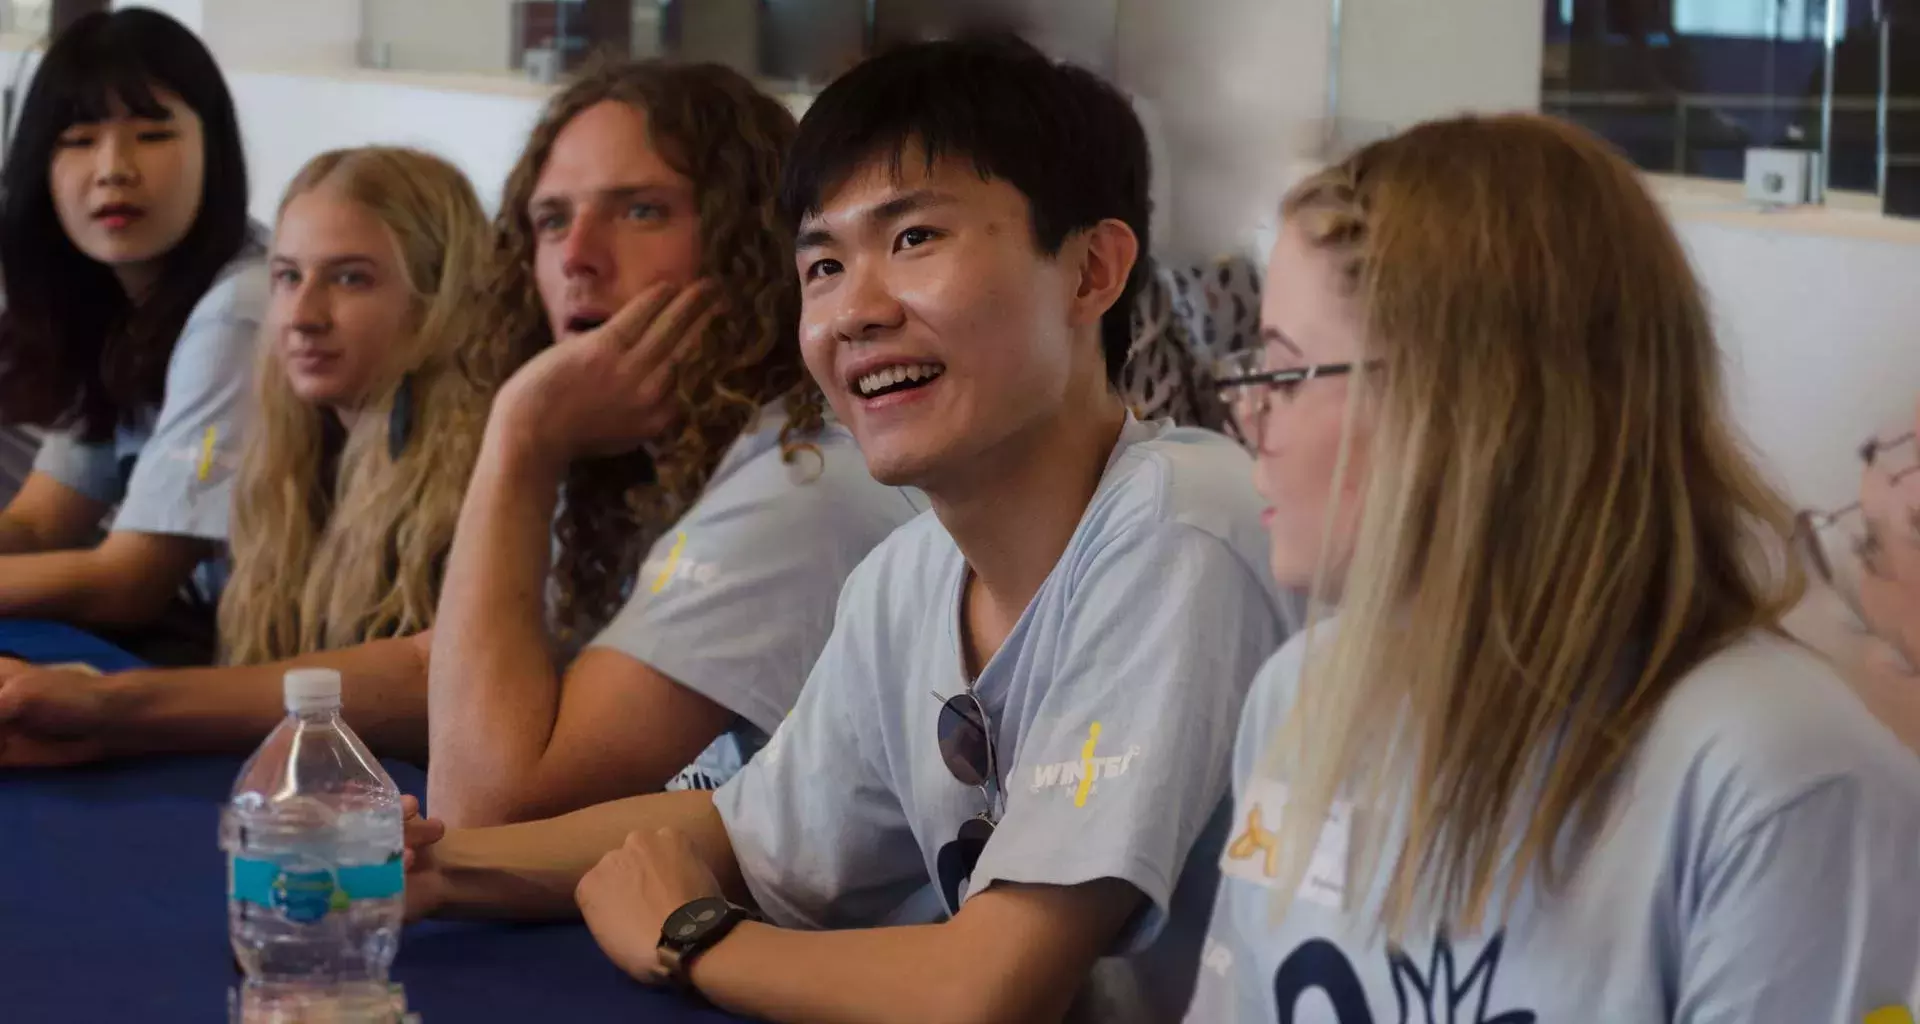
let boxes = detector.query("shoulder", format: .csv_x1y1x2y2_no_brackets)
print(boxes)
1070,420,1280,603
184,236,270,331
1090,420,1264,539
1231,622,1328,772
1637,630,1920,843
702,411,923,542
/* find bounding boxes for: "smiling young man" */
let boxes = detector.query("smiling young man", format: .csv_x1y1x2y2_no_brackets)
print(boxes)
404,37,1292,1022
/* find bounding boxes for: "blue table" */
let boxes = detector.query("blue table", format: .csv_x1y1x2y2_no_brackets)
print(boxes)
0,620,752,1022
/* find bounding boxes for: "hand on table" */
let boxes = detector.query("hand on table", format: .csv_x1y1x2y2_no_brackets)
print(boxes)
493,281,718,467
0,658,119,767
576,827,725,984
400,794,447,921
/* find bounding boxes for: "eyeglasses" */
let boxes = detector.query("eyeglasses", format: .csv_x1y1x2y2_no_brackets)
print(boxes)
1212,349,1370,453
1794,430,1920,625
933,689,1001,914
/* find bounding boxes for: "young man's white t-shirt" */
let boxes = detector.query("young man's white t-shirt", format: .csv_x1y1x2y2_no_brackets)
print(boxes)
715,415,1299,1021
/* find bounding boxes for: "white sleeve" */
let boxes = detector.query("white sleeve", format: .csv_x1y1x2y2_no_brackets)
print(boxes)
586,444,916,735
1676,773,1920,1024
111,260,265,541
713,568,931,929
969,521,1286,951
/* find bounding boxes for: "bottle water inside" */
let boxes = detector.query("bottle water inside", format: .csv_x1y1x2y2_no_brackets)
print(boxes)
221,668,411,1022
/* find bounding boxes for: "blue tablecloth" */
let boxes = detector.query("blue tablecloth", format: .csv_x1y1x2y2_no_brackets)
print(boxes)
0,620,753,1023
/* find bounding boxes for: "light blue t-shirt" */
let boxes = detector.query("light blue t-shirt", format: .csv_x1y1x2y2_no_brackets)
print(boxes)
31,239,268,602
1189,622,1920,1024
715,416,1299,1021
587,401,923,790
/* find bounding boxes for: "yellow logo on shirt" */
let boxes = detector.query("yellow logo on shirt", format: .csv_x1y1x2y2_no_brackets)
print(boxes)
1027,721,1142,804
1226,803,1282,879
648,530,687,594
1074,721,1103,807
197,426,217,481
1865,1008,1916,1024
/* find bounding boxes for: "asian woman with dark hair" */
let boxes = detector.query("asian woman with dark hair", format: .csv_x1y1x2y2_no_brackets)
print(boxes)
0,8,264,662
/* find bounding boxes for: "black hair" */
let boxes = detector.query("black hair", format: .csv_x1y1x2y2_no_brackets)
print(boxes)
0,7,249,439
780,34,1151,387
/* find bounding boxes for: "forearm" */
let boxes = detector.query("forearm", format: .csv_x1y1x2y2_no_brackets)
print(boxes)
0,514,47,555
0,548,177,626
690,922,1068,1024
101,636,430,759
427,422,568,824
435,789,744,919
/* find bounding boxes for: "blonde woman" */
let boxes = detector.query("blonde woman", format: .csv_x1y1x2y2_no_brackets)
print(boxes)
0,146,493,764
1190,115,1920,1021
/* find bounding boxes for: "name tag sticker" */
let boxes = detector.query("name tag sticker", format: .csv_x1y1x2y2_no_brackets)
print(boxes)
1222,778,1352,909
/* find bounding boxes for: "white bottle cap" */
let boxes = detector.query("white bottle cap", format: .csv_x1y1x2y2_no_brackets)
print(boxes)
283,668,343,713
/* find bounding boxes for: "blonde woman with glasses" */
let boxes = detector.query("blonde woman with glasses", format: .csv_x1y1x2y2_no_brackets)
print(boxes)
0,146,494,765
1190,114,1920,1022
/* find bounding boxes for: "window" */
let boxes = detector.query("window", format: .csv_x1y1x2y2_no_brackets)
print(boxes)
1543,0,1914,198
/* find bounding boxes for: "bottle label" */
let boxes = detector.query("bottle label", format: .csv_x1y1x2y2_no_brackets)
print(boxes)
230,856,404,923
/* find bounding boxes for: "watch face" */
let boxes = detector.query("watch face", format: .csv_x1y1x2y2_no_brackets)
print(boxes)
664,896,733,946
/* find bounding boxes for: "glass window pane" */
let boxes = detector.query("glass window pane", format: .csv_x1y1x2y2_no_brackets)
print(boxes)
1544,0,1885,192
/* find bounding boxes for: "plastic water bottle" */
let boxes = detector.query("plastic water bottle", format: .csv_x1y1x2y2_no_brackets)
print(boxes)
221,668,406,1014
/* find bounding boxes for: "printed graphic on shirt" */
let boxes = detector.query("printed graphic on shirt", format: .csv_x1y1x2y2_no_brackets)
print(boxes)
1268,931,1537,1023
1865,1008,1917,1024
639,530,724,593
1026,721,1143,806
1222,778,1351,909
149,433,240,482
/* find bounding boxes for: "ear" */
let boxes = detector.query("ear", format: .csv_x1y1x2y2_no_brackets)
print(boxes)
1066,218,1140,330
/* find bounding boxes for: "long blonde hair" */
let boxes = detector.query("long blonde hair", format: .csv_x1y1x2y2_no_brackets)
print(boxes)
1268,114,1803,935
219,147,494,664
473,59,823,643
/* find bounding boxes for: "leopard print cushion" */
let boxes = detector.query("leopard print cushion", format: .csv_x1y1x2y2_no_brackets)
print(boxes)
1120,255,1263,433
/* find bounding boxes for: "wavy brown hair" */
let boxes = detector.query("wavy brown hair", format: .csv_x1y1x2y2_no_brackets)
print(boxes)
220,147,494,664
472,60,822,642
1263,115,1802,935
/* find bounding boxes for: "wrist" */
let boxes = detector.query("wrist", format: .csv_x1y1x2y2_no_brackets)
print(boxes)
481,409,568,490
98,667,155,722
683,917,759,995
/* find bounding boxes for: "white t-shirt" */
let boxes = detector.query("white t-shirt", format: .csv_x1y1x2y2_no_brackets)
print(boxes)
586,402,923,789
32,238,268,602
1189,622,1920,1023
715,415,1299,1021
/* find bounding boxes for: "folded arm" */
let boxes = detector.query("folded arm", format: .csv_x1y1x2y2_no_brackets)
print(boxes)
0,472,108,555
690,881,1140,1024
0,631,433,765
430,789,747,920
426,419,732,827
0,528,209,627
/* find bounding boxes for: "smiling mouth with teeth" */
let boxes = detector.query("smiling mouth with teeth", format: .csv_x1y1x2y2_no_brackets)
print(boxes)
856,363,945,399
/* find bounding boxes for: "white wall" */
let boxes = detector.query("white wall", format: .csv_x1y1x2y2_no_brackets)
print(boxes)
228,69,548,222
1672,202,1920,509
115,0,202,29
362,0,513,75
1113,0,1542,261
1336,0,1543,144
1116,0,1329,261
199,0,359,71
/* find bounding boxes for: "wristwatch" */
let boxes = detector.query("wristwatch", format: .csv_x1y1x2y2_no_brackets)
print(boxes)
657,896,755,991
